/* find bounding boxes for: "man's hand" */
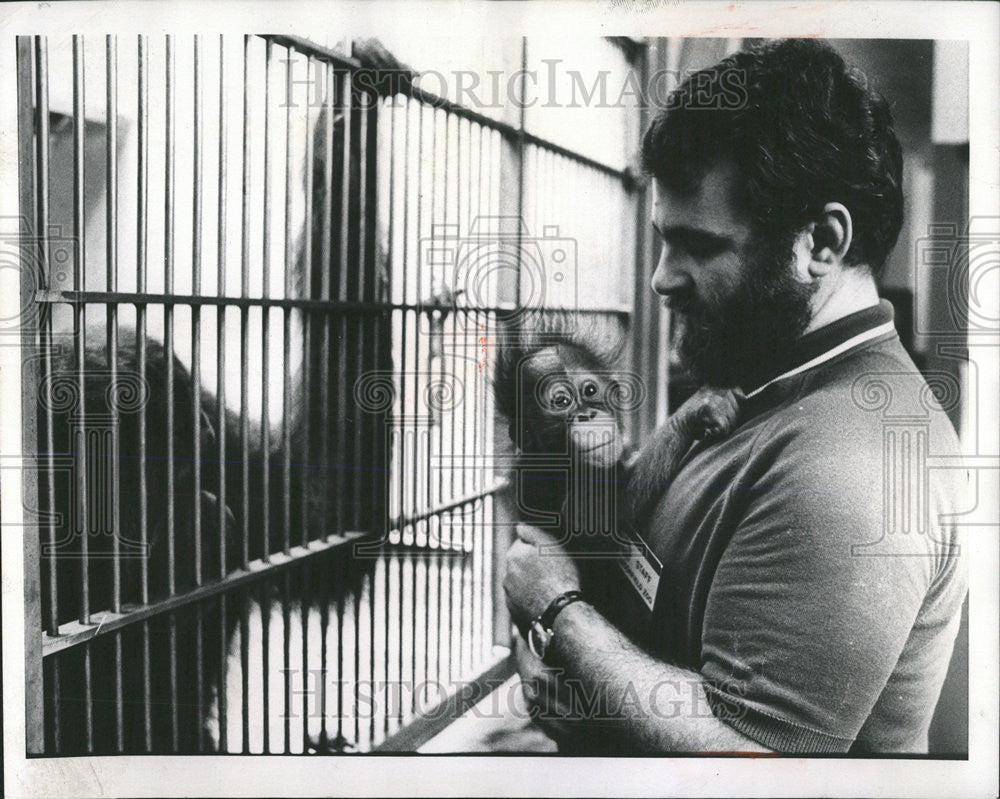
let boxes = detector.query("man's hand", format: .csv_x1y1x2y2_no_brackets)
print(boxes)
502,523,581,627
512,634,577,744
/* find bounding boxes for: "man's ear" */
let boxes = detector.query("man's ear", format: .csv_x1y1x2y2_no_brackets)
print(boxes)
806,202,853,278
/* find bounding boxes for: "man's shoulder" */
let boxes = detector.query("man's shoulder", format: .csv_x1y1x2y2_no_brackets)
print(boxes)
728,338,962,526
749,336,961,461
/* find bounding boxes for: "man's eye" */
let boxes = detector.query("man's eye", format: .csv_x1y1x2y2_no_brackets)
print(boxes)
582,381,599,398
685,240,726,259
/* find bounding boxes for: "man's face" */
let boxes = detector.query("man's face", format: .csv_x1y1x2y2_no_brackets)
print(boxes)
650,163,817,388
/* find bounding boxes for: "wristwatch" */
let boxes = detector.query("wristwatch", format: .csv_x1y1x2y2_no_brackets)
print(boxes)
527,590,586,662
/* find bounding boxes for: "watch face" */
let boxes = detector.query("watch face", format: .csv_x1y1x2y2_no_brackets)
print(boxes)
528,619,551,660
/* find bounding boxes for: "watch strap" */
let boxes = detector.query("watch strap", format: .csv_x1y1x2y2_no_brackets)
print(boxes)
539,590,586,631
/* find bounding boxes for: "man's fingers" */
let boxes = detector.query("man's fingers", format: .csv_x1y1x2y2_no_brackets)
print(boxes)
506,538,533,559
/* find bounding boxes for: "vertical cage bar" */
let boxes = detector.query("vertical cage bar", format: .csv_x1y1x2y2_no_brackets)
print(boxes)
301,563,310,752
282,571,291,752
136,33,153,752
78,32,101,752
319,61,333,548
351,565,362,747
336,545,345,745
70,35,88,653
261,38,273,564
336,66,351,540
105,33,127,753
163,33,180,750
368,551,377,747
413,100,426,719
218,593,227,752
378,96,398,744
280,48,293,755
240,587,250,753
71,36,92,750
431,108,444,689
371,89,395,748
281,46,292,558
298,55,314,550
17,34,45,755
212,32,229,577
352,76,368,741
456,118,469,678
477,129,492,662
216,34,229,578
240,35,251,572
260,579,271,753
190,34,203,753
447,118,461,684
489,43,527,648
318,557,330,750
32,38,66,636
259,43,273,748
195,605,204,751
191,35,204,588
385,95,408,736
239,34,252,755
216,34,229,755
428,106,439,527
298,57,315,753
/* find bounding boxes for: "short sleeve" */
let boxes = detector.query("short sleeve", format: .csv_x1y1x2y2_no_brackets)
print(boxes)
698,416,948,753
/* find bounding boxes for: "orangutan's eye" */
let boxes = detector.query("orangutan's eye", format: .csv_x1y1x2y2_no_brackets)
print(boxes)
550,390,573,410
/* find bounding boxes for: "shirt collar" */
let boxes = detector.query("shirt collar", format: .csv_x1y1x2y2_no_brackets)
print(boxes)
742,300,897,399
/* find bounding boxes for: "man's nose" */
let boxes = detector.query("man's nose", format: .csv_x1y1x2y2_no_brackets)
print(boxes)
651,248,692,297
575,408,598,422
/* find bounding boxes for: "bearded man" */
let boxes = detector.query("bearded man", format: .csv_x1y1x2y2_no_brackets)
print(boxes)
502,38,967,754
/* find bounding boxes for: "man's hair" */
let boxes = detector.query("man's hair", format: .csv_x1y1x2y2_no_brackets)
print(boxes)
640,39,904,277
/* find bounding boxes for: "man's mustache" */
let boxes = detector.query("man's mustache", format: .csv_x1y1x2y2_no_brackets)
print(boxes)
662,293,696,314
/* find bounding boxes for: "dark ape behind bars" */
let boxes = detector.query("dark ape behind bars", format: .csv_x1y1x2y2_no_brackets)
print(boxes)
19,33,395,755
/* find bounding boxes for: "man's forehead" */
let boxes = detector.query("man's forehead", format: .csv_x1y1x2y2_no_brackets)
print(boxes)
650,162,751,239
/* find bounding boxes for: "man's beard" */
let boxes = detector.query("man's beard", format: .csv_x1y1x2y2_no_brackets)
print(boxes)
671,231,818,389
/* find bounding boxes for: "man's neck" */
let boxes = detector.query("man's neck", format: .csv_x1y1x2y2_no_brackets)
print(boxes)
804,268,880,334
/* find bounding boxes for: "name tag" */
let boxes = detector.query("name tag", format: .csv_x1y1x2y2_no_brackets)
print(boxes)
617,533,662,612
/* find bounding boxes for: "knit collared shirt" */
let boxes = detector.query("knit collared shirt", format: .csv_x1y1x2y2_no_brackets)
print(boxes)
614,300,967,753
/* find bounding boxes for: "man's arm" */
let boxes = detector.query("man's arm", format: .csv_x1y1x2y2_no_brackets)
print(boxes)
548,601,770,753
504,523,770,753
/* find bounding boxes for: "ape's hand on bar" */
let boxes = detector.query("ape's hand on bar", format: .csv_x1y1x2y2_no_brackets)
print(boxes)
351,38,417,94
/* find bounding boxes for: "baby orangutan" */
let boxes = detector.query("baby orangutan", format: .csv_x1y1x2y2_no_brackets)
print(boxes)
494,315,741,607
